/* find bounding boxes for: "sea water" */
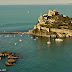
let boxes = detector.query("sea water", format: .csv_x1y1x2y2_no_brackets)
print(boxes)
0,5,72,72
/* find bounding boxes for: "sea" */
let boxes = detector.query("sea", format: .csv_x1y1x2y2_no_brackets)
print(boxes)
0,5,72,72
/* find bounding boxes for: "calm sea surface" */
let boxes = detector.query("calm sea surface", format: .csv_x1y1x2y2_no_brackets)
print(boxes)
0,5,72,72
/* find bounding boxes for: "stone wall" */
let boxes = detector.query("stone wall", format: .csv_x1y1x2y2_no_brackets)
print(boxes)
41,27,49,32
50,28,72,36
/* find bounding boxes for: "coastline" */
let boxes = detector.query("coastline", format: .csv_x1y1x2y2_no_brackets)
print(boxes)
0,32,30,34
0,31,70,38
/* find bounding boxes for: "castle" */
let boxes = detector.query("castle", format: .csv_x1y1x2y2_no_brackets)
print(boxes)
38,10,59,24
32,10,72,37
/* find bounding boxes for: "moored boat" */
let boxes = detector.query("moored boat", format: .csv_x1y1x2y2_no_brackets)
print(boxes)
55,38,63,41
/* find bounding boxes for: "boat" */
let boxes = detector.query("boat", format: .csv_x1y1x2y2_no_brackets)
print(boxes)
31,37,33,38
15,43,17,45
19,39,22,42
21,35,22,37
14,35,15,37
55,38,63,41
47,41,51,44
28,11,30,13
47,38,51,44
36,37,38,39
34,39,36,41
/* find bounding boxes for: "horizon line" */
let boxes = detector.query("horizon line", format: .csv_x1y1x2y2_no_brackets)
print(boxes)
0,3,71,5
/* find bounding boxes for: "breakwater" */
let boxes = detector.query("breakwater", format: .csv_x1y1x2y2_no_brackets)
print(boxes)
0,32,30,34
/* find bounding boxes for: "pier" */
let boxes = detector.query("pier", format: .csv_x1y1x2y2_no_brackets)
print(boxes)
0,32,30,34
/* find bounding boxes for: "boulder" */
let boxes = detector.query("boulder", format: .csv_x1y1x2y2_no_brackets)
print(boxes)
8,55,19,59
1,51,11,57
0,53,3,57
8,59,16,63
5,61,13,66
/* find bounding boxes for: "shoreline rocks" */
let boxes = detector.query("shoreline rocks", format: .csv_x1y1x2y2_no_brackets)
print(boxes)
8,55,19,59
0,51,21,66
5,61,14,66
8,59,16,63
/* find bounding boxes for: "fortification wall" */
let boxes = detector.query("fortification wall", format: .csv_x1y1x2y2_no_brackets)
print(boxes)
50,28,72,34
41,27,49,32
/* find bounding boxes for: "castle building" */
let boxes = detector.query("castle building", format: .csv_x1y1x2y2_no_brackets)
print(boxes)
48,10,59,16
38,14,44,22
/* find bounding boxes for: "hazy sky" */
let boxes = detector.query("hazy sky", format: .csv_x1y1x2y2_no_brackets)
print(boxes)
0,0,72,5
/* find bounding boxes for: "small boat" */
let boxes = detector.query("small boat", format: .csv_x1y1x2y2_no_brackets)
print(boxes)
47,38,51,44
6,35,9,37
14,35,15,37
55,38,63,41
36,37,38,39
4,30,5,32
31,37,33,38
21,35,22,37
5,36,7,37
15,43,17,45
47,41,51,44
34,39,36,41
28,11,30,13
19,39,22,42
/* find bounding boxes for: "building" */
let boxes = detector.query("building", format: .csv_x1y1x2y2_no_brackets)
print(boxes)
38,14,44,22
48,10,59,16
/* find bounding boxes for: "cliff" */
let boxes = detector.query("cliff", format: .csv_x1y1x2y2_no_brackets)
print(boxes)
30,9,72,37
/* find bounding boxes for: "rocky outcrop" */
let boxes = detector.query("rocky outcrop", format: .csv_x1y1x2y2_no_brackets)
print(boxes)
8,55,19,59
5,61,14,66
31,9,72,38
0,51,21,66
8,59,16,63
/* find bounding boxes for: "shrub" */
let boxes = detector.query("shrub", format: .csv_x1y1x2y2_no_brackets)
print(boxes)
32,28,39,33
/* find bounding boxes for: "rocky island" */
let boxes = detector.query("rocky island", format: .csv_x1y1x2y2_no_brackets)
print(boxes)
29,10,72,37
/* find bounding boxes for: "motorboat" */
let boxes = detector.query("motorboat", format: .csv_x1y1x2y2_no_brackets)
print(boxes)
47,41,51,44
15,43,17,45
34,39,36,40
31,37,33,38
47,38,51,44
55,38,63,41
36,37,38,39
19,39,22,42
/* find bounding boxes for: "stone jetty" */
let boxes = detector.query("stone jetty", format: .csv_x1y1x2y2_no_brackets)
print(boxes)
0,32,30,34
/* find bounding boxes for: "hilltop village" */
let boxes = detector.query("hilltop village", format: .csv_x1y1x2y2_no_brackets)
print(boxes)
29,10,72,37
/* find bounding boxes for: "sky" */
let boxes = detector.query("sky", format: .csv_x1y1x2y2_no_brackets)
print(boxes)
0,0,72,5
